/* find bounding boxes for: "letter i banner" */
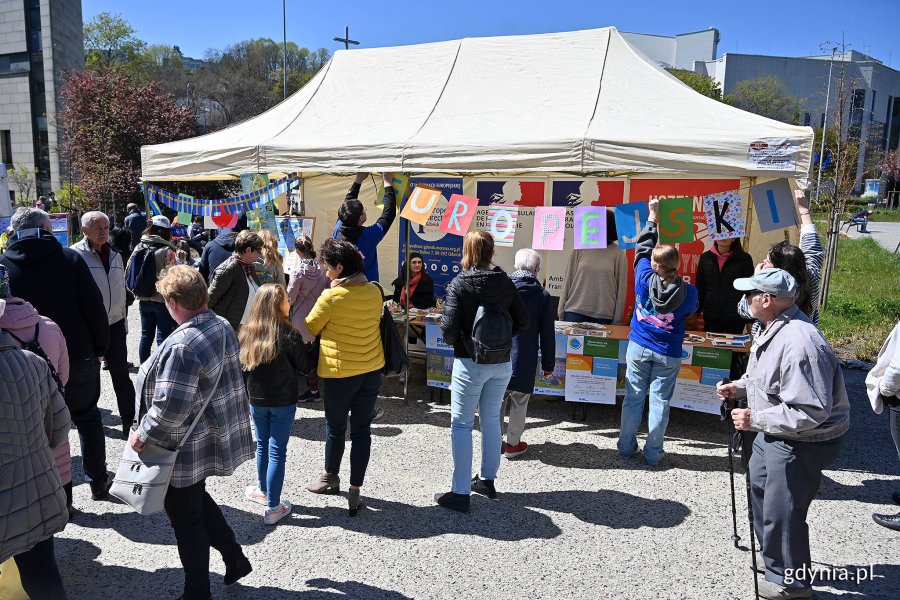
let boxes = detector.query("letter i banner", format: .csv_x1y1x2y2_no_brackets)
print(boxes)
399,185,443,225
749,178,796,233
532,207,566,250
573,206,607,249
439,194,479,236
488,205,518,247
704,189,745,240
613,202,649,249
657,197,694,243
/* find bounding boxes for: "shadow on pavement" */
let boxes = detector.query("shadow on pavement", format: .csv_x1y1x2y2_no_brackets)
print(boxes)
56,538,413,599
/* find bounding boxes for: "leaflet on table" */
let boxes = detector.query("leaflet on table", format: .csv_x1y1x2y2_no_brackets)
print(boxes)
532,332,568,396
670,345,733,414
563,334,619,404
425,322,454,389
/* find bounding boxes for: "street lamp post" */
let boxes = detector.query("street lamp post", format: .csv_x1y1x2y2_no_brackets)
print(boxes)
282,0,288,100
815,47,838,205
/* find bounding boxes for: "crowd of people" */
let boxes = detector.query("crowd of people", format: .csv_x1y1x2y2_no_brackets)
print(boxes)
0,180,893,600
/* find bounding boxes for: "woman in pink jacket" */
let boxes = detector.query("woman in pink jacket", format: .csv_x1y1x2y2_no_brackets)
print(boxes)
0,291,72,518
286,235,329,402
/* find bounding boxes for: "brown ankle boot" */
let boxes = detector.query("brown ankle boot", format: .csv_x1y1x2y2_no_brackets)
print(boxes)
306,472,340,494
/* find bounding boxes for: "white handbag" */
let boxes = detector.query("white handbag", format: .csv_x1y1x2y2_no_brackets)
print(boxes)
110,335,225,515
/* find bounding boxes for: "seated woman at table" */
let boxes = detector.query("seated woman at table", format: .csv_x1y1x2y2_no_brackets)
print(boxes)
391,252,436,310
617,198,698,467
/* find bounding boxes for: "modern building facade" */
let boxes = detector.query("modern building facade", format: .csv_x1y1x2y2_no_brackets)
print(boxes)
621,28,720,70
0,0,83,205
696,51,900,191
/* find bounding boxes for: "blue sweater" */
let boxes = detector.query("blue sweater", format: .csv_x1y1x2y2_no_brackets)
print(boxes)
332,182,397,282
628,222,698,358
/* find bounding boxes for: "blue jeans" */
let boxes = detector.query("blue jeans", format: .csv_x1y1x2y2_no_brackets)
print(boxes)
617,341,681,465
563,311,612,325
450,358,512,494
249,404,296,508
139,300,176,363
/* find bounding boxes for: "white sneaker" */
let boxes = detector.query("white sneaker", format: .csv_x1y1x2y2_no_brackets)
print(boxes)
244,486,267,506
263,500,292,525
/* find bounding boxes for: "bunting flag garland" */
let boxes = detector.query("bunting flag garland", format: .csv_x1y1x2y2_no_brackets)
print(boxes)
145,173,301,216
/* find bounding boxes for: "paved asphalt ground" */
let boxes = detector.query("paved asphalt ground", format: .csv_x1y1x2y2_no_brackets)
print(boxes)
52,308,898,600
847,220,900,253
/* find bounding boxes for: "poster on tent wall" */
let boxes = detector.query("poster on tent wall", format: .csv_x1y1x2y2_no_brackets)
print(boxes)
276,217,316,275
563,333,619,405
397,177,464,300
544,178,627,296
624,179,741,324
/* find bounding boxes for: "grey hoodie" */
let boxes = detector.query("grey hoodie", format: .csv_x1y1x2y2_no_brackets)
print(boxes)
734,304,849,442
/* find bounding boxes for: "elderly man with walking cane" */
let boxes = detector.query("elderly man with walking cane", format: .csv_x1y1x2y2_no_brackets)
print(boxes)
717,268,849,600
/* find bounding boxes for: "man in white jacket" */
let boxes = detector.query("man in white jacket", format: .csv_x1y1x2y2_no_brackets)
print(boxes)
867,321,900,531
71,211,135,438
718,268,849,600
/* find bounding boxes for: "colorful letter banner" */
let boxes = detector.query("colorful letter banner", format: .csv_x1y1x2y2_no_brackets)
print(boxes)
487,205,518,247
613,202,649,249
439,194,478,236
573,206,607,249
658,197,694,243
400,185,442,225
377,173,411,209
750,178,797,233
146,173,300,216
704,190,746,241
532,206,565,250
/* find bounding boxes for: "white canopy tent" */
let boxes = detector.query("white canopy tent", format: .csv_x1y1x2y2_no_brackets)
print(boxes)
140,27,813,180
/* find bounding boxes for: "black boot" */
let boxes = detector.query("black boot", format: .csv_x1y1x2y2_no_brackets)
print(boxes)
224,555,252,585
873,512,900,532
471,476,497,499
892,491,900,506
90,474,113,501
435,491,470,513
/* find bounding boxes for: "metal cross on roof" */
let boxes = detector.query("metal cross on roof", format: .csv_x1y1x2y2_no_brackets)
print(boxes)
333,26,359,50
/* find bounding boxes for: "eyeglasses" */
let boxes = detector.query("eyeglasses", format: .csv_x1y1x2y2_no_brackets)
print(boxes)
745,290,770,301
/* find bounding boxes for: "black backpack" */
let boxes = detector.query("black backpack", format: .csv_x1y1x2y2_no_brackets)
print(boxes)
465,302,513,364
4,322,65,394
126,244,161,297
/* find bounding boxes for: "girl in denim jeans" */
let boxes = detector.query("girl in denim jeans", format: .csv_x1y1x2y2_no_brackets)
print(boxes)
617,198,698,466
239,284,308,524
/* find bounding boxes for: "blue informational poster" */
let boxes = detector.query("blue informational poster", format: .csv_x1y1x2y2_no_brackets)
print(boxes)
398,177,464,300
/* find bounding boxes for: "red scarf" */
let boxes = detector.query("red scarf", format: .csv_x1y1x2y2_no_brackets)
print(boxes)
400,271,422,309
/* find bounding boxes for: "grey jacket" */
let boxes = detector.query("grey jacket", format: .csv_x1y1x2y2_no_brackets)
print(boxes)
208,257,260,331
0,331,71,563
734,304,850,442
71,238,127,325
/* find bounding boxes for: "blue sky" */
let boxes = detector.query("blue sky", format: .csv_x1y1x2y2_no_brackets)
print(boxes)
83,0,900,67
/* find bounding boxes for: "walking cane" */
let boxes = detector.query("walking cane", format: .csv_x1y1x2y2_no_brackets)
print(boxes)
718,379,741,550
742,423,760,599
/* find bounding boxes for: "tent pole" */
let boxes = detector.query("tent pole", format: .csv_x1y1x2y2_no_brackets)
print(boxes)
404,218,410,403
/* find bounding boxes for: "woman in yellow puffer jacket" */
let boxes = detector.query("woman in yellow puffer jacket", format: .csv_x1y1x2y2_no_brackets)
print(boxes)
304,239,384,516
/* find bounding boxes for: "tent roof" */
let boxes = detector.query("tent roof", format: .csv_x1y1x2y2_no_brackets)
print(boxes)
141,27,814,180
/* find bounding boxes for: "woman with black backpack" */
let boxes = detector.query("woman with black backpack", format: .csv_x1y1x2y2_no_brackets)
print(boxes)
436,230,530,513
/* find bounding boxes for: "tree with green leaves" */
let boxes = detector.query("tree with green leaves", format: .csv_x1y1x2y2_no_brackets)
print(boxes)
83,12,150,77
9,163,37,206
667,68,722,101
724,76,805,125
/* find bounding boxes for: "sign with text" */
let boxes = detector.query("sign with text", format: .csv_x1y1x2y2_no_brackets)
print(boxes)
532,207,566,250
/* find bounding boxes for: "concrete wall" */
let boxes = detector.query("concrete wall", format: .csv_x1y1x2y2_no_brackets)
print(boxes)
622,28,719,70
45,0,84,192
0,0,26,54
